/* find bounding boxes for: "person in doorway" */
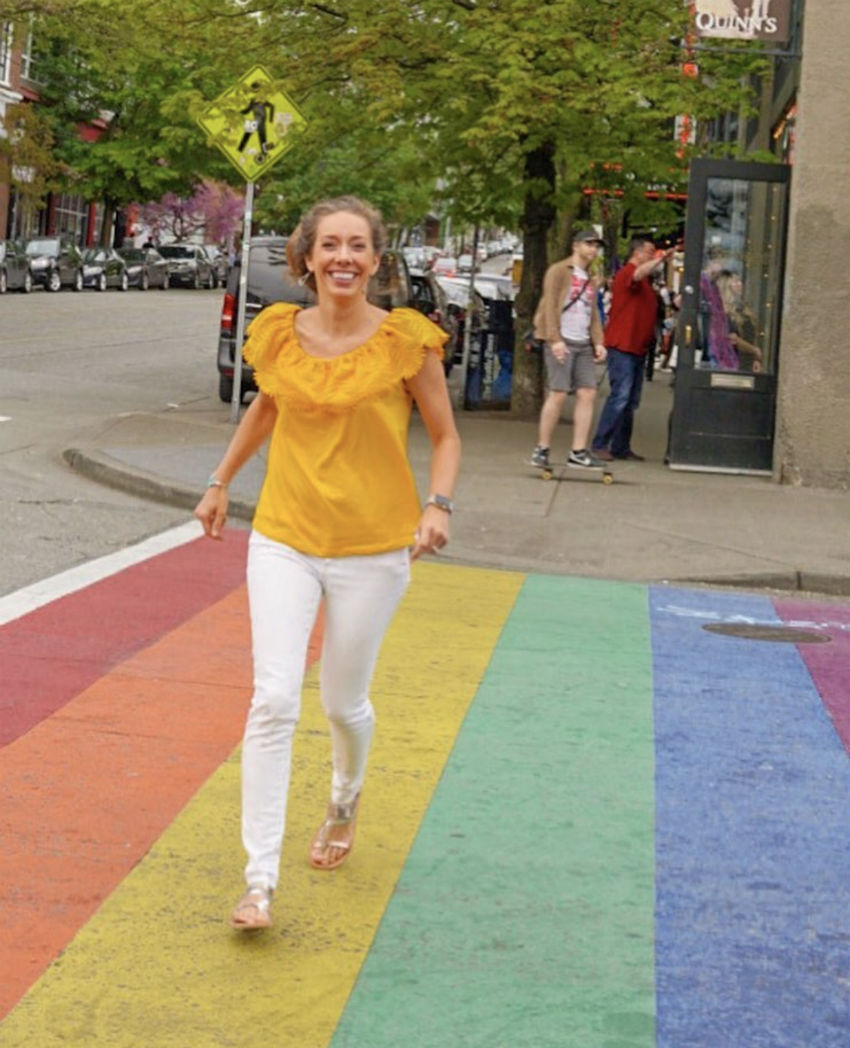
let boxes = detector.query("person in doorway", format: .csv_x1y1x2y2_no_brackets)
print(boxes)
194,195,461,932
698,259,740,371
716,269,764,373
530,230,608,470
592,236,674,461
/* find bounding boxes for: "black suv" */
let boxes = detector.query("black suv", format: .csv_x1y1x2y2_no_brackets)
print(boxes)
217,236,415,402
25,236,84,291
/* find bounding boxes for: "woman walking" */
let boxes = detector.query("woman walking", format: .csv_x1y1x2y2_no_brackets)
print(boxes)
194,196,461,930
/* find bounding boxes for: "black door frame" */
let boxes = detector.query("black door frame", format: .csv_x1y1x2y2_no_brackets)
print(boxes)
668,158,791,474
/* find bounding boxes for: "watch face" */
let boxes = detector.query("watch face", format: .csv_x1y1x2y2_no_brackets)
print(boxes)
431,495,452,511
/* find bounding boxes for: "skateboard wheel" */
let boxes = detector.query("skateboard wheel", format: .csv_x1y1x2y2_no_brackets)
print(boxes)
602,472,614,484
542,469,553,481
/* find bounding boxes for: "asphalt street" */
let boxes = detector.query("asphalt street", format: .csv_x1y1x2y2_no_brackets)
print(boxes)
0,286,221,594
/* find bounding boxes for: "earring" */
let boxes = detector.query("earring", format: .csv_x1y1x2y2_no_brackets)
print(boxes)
298,272,309,286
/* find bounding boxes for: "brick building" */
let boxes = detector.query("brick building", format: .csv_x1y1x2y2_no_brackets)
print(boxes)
0,17,106,245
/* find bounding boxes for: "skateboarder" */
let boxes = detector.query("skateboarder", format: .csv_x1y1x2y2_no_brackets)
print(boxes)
529,230,608,472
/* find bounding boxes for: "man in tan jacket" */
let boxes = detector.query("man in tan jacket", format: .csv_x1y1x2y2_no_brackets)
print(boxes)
530,230,607,470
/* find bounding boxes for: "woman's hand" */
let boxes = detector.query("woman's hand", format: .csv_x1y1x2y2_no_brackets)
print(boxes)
411,505,450,561
194,486,229,540
593,343,607,363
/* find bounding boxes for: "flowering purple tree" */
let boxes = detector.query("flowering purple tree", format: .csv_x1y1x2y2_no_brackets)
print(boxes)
195,180,245,245
138,180,244,244
140,192,201,243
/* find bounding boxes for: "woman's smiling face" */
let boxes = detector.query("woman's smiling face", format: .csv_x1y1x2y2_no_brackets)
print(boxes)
307,211,380,301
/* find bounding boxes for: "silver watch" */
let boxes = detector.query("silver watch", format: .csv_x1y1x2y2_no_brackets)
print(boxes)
425,494,453,514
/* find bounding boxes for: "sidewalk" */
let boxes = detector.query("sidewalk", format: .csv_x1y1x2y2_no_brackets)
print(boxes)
62,375,849,595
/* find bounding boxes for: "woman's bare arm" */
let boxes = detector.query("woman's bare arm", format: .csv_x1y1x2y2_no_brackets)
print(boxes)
194,392,278,539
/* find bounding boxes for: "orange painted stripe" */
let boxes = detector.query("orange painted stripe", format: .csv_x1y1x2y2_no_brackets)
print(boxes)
0,585,324,1019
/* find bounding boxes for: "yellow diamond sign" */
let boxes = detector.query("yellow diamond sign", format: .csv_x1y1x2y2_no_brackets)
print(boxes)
196,66,307,182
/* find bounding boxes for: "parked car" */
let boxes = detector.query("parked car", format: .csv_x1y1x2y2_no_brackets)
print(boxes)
82,247,129,291
217,237,416,403
158,244,217,289
432,255,458,278
409,269,459,374
24,236,84,291
457,253,474,274
201,245,229,285
433,275,487,368
402,245,427,271
0,240,33,293
117,246,171,290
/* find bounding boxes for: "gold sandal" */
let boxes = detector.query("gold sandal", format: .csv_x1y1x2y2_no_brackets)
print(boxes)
309,795,360,871
229,886,273,930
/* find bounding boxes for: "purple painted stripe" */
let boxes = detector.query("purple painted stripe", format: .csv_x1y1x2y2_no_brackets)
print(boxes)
772,599,849,753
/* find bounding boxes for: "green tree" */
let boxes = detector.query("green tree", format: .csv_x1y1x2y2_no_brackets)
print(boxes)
13,0,769,410
212,0,768,412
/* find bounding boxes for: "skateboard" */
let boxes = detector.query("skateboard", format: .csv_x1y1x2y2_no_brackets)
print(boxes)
525,459,614,484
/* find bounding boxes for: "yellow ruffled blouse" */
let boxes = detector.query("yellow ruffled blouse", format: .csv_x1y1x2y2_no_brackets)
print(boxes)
242,302,447,557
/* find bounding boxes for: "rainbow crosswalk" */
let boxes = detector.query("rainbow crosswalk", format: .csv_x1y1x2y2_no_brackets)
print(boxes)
0,527,847,1047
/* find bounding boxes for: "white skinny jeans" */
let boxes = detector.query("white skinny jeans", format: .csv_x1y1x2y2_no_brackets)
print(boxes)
242,530,410,891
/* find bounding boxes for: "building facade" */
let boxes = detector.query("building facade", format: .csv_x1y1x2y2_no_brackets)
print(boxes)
691,0,848,488
773,0,849,488
0,17,106,245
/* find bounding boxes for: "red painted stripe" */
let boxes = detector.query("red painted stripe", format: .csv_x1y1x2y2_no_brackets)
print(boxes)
773,598,850,753
0,583,325,1019
0,532,249,747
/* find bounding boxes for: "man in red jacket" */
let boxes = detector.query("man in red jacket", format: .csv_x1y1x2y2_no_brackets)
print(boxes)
592,236,673,461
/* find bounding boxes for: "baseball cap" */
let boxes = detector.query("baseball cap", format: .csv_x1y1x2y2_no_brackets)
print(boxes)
573,229,604,246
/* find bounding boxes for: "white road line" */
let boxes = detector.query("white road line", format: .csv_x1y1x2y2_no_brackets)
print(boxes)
0,520,204,627
656,602,849,632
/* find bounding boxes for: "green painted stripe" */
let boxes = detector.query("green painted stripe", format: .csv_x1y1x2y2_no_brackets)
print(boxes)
331,576,656,1048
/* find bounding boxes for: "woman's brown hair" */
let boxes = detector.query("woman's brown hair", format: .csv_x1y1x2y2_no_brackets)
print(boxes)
286,196,387,293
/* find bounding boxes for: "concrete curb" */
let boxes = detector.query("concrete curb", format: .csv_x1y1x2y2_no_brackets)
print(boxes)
63,447,850,598
62,448,257,523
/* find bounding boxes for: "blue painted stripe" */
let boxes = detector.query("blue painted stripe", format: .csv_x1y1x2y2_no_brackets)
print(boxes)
650,586,850,1048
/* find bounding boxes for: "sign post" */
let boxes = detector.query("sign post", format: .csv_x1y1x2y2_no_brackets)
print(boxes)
196,66,307,422
232,182,255,423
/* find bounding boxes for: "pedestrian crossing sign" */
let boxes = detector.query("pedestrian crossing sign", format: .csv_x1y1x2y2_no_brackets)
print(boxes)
196,66,307,182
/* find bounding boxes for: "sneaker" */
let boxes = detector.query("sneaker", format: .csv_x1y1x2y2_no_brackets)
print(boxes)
592,448,615,461
568,449,605,468
531,445,550,468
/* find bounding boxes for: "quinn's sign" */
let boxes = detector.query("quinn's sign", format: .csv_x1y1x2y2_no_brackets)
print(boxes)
692,0,791,44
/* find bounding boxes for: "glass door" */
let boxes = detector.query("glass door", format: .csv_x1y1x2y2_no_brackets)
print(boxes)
668,159,791,473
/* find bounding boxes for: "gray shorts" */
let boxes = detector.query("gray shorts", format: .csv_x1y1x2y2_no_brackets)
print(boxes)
544,341,597,392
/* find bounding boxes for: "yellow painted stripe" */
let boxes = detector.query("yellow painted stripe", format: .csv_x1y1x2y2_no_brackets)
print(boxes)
0,561,523,1048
